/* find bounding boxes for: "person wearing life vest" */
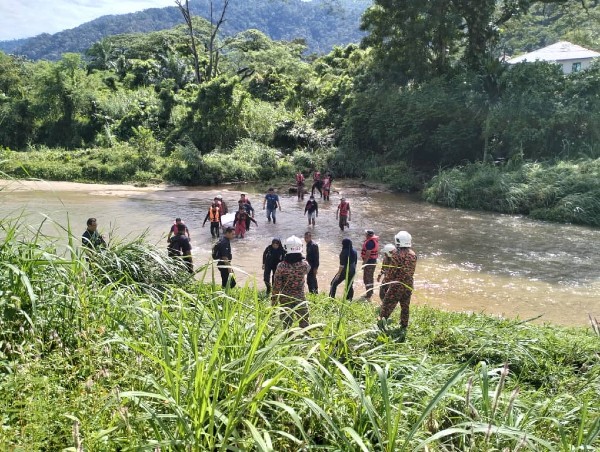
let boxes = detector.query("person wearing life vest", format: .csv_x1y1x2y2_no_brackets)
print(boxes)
360,229,379,301
203,202,222,238
322,176,331,201
336,197,351,231
167,218,190,242
295,172,306,201
233,205,257,238
311,170,323,198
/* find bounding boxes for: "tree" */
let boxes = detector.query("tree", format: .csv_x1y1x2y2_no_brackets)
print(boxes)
175,0,202,83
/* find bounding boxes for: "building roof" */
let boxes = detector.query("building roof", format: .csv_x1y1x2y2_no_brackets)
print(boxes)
507,41,600,64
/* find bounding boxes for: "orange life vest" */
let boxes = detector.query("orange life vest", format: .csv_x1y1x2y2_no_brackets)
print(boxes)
361,236,380,260
339,201,349,216
209,207,220,222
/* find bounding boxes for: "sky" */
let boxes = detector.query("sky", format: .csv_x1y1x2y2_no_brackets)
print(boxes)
0,0,177,41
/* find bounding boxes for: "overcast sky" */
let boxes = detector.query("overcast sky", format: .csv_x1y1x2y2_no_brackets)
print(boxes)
0,0,176,41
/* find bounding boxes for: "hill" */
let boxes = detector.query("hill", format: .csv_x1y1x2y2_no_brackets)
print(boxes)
0,0,370,60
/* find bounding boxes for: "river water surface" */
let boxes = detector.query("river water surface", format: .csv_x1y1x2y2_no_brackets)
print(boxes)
1,180,598,326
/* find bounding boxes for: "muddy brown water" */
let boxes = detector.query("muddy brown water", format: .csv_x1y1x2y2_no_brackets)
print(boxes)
1,180,599,327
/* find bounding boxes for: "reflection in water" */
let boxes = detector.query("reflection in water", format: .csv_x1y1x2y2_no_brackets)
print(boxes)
1,182,599,326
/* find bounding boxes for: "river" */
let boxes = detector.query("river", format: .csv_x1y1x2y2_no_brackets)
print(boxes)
1,180,599,327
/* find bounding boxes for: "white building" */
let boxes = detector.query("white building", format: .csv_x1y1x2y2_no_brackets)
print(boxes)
507,41,600,74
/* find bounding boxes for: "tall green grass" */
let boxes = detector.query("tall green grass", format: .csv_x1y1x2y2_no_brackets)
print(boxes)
424,159,600,226
1,219,599,449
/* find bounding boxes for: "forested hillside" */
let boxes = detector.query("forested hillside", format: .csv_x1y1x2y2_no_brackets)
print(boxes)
0,0,370,60
1,0,600,225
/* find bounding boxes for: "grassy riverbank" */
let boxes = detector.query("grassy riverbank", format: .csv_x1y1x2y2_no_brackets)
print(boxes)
424,158,600,227
1,221,599,449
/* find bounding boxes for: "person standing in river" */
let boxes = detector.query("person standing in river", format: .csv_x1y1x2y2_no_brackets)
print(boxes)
329,238,358,301
263,187,281,224
167,218,190,242
304,195,318,227
213,227,236,289
271,236,311,329
378,231,417,336
202,202,222,238
304,231,319,294
295,172,306,201
82,217,107,250
360,229,379,302
168,223,193,273
336,197,351,231
262,237,286,296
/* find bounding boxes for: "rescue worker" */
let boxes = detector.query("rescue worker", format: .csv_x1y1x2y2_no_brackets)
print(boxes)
295,172,306,201
336,197,351,231
262,237,286,296
311,170,323,197
304,231,319,294
304,195,319,227
329,238,358,301
167,217,190,242
215,195,228,215
271,236,311,329
238,193,255,231
168,223,193,273
378,231,417,336
233,205,257,238
82,217,107,250
377,244,396,300
202,202,222,238
322,176,331,201
263,187,281,224
213,226,236,288
360,229,379,301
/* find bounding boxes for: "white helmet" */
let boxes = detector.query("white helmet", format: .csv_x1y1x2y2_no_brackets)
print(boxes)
383,243,395,256
284,235,303,254
216,195,223,199
395,231,412,248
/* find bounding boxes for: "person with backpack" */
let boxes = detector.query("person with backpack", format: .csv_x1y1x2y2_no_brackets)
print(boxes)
202,202,222,238
262,237,286,296
212,227,236,288
336,197,351,231
360,229,379,301
329,238,358,301
263,187,281,224
304,195,319,227
168,223,193,273
271,236,311,329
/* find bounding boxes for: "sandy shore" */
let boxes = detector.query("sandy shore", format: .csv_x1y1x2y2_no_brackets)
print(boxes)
0,179,174,196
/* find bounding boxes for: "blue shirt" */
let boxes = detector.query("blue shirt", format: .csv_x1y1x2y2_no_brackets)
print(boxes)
265,193,279,210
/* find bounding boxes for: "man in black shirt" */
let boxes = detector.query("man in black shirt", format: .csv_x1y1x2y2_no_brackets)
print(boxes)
304,231,319,294
262,237,286,296
82,218,107,250
213,227,236,288
168,223,193,273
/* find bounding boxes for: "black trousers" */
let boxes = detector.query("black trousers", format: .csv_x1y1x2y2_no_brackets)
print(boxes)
218,262,236,289
307,269,318,294
264,266,276,294
329,270,355,301
210,221,220,238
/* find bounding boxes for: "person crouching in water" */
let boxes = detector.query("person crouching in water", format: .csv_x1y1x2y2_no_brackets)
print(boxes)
378,231,417,335
262,237,286,296
377,244,396,300
168,223,193,273
271,236,311,329
233,205,257,238
329,238,358,301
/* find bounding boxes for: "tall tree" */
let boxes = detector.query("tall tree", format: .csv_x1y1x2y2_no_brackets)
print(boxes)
175,0,202,83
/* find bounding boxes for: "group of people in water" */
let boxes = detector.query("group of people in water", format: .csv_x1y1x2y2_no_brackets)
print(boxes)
82,174,417,334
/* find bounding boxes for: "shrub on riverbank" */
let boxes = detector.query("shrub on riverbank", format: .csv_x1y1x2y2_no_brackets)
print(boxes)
1,222,599,449
424,159,600,226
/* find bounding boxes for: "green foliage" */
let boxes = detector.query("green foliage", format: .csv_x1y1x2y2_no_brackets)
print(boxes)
424,159,600,226
0,222,599,449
